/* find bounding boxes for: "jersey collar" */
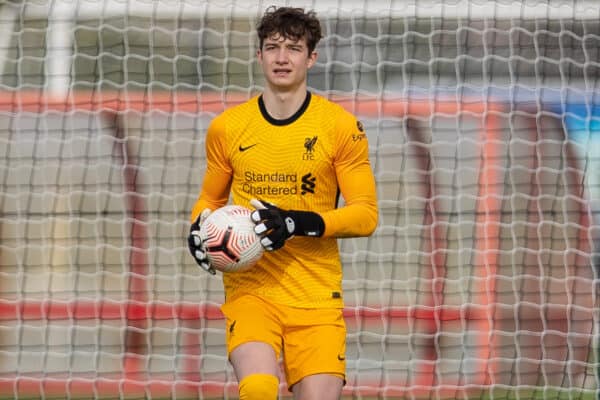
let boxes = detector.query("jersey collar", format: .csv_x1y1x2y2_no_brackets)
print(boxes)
258,91,312,126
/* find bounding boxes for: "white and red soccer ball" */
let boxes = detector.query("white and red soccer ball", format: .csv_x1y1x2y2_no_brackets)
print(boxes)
199,205,263,272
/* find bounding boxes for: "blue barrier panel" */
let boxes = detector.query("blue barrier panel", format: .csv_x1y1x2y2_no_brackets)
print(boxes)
557,103,600,220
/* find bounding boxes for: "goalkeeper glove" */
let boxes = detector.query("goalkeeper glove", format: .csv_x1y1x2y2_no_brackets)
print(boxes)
187,208,215,275
250,198,325,251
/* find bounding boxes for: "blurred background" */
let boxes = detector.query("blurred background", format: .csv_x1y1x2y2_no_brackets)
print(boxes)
0,0,598,398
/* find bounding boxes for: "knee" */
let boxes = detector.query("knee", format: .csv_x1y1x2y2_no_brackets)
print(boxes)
239,373,279,400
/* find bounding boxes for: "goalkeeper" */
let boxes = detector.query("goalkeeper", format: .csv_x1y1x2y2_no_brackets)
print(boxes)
188,5,378,400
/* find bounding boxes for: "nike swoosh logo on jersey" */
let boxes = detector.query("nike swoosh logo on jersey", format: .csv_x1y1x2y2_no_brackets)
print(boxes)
239,143,257,152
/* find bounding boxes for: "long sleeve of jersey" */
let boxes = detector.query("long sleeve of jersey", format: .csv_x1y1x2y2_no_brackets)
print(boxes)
190,114,232,222
320,114,378,238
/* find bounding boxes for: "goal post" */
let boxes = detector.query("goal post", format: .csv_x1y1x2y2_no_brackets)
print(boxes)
0,1,598,399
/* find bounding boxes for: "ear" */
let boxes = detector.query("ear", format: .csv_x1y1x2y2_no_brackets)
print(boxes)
307,51,318,69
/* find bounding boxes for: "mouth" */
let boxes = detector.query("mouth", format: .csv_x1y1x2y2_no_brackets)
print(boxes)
273,68,291,76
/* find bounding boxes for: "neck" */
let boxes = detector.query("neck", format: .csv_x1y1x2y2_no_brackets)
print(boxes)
261,84,308,120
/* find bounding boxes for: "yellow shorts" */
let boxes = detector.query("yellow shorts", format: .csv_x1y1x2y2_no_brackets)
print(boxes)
220,294,346,389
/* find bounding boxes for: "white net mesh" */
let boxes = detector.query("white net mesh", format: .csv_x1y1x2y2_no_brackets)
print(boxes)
0,1,598,399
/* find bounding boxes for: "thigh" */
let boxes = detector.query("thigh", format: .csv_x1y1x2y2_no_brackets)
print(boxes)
282,307,346,389
230,341,280,380
292,373,344,400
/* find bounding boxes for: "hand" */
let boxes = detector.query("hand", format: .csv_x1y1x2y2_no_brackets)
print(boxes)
250,199,295,251
187,208,215,274
250,198,325,251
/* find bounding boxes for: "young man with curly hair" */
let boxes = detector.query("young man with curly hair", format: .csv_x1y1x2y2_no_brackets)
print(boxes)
188,6,378,399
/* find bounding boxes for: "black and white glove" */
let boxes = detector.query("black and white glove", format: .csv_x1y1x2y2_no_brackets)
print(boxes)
187,209,215,274
250,198,325,251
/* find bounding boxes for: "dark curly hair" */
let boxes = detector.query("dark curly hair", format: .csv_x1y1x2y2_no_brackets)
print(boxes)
257,6,323,54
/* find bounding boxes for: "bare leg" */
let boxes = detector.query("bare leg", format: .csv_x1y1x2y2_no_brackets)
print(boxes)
292,373,344,400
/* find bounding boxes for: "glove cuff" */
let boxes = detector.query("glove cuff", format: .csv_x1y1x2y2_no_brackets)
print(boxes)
287,210,325,237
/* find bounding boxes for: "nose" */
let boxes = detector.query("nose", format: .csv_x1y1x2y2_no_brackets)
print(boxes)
275,48,288,63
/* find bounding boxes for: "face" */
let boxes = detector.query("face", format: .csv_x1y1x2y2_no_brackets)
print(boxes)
257,34,317,92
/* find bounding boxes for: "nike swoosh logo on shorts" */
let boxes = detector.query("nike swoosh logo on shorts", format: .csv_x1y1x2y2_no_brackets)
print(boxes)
239,143,257,152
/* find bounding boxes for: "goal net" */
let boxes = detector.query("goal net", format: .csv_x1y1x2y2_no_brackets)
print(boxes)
0,0,598,398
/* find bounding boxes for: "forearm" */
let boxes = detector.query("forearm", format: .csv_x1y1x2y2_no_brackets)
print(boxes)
191,196,227,222
320,159,378,238
320,200,378,238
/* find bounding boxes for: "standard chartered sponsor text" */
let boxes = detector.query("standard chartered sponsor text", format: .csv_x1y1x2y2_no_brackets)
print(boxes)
242,171,298,195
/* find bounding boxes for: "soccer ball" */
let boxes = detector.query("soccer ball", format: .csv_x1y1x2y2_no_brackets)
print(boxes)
199,205,264,273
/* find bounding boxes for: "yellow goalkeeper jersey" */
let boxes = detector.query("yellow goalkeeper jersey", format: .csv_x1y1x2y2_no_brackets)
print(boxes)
191,92,378,308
